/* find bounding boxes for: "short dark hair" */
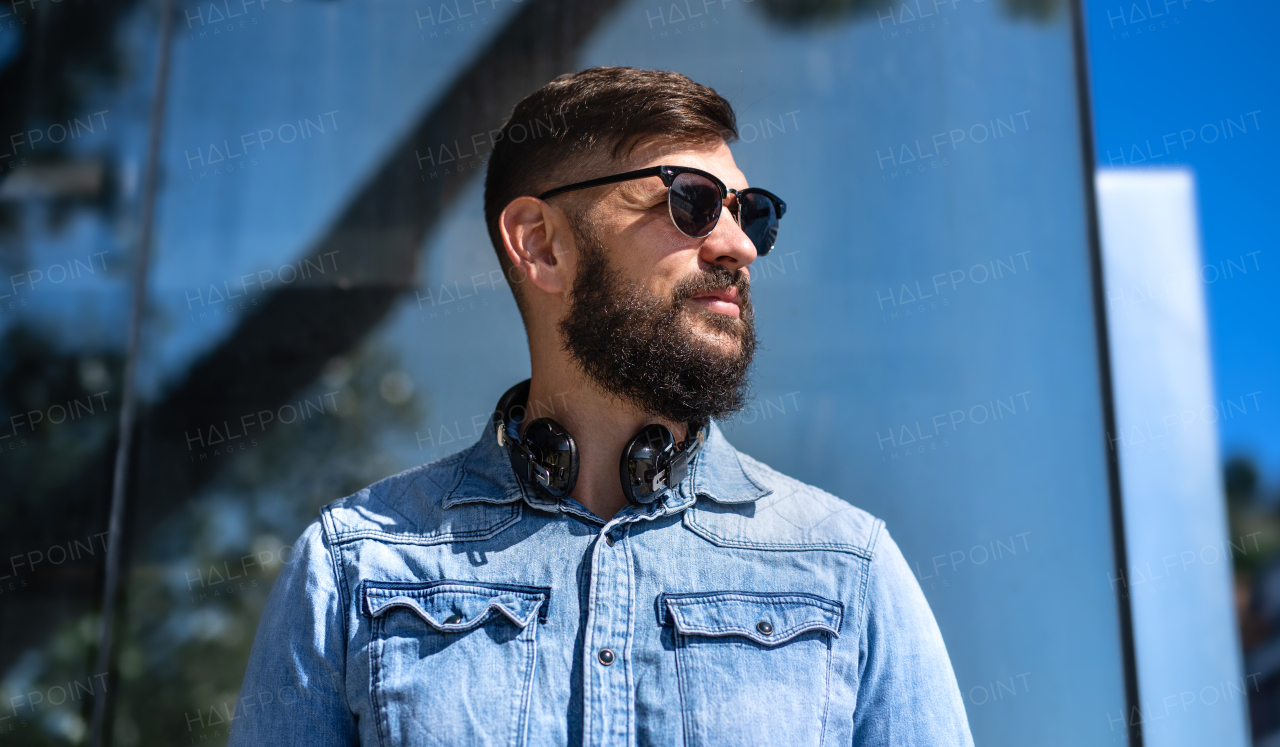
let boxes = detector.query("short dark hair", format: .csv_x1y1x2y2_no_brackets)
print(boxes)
482,66,739,324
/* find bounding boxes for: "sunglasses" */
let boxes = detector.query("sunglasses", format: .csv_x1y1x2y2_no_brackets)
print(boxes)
536,164,786,256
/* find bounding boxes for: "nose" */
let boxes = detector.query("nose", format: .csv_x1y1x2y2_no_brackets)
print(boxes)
698,193,757,271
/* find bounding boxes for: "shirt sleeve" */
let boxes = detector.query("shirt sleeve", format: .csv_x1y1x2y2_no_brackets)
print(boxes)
227,519,358,747
850,525,975,746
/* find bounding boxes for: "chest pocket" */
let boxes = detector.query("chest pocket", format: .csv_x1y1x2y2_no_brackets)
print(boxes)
660,591,843,747
364,580,549,747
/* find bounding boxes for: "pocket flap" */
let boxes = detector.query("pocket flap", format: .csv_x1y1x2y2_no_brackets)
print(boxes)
660,591,843,646
364,581,549,632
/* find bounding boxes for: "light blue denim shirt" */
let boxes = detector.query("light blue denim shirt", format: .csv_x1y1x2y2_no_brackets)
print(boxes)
227,419,974,746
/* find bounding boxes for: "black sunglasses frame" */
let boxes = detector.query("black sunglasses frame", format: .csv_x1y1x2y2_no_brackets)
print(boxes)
536,164,786,255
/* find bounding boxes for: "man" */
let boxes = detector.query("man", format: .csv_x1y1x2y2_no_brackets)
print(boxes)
229,66,973,746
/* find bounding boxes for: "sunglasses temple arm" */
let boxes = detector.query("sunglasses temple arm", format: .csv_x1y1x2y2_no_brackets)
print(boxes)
538,167,664,200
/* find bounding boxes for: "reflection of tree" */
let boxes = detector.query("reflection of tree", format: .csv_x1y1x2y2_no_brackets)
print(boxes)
752,0,1060,27
1227,457,1279,642
3,341,422,746
112,341,421,747
1225,456,1280,741
1228,456,1279,575
0,325,122,514
0,323,122,745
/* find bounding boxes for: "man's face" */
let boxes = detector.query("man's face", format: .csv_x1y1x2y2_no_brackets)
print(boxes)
554,140,759,425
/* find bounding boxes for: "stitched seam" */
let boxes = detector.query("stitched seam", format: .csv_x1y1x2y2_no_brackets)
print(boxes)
368,602,512,631
319,508,353,660
669,620,839,643
819,629,834,747
663,590,844,612
370,614,388,747
364,584,551,625
319,504,339,543
509,619,538,747
673,628,696,747
366,591,546,605
333,522,513,543
669,592,840,605
866,518,884,561
624,529,638,747
364,580,551,595
365,586,550,598
445,493,522,506
683,516,875,558
328,506,521,546
324,529,353,722
854,520,883,640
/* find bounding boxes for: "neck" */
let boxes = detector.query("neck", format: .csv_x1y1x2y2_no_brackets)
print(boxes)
519,355,686,522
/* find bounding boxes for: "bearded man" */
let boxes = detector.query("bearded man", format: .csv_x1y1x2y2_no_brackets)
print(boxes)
229,66,973,747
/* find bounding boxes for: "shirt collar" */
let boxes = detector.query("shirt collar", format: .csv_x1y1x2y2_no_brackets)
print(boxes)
442,418,773,512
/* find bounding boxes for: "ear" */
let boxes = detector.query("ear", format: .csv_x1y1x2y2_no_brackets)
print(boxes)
498,196,575,295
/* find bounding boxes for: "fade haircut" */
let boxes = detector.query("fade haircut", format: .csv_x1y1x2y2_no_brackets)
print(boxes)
482,66,739,326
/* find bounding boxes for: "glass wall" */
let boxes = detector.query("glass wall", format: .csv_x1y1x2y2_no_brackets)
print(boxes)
1,0,1138,744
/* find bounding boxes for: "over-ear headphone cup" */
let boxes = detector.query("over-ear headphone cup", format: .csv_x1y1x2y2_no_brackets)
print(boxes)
524,418,579,498
620,423,676,505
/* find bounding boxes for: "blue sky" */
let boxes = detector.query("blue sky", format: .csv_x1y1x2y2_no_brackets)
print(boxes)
1085,0,1280,486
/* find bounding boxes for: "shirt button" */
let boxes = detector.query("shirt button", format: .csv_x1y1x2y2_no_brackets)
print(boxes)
597,648,616,666
444,614,463,625
756,621,774,635
605,534,616,546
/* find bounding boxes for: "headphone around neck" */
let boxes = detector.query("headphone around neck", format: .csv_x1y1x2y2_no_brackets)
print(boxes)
492,379,708,506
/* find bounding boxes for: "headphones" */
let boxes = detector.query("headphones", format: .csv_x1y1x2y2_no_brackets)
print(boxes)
492,379,708,506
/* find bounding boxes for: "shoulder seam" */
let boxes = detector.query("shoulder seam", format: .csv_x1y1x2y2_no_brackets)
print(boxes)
866,517,885,560
316,516,352,707
854,518,886,642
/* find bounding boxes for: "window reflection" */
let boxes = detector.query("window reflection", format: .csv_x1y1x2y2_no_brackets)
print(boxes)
1,0,1135,744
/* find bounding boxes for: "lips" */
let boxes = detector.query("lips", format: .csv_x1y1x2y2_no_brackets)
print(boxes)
689,287,740,305
687,286,741,318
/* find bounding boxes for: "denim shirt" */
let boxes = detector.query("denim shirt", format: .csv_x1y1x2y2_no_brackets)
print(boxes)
227,419,973,747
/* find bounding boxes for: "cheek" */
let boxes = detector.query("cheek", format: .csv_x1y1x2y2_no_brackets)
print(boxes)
650,262,693,301
612,219,698,295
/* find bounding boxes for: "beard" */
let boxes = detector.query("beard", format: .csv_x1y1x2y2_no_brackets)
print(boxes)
556,216,757,425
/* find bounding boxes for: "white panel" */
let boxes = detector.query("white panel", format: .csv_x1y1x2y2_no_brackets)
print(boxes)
1098,167,1249,747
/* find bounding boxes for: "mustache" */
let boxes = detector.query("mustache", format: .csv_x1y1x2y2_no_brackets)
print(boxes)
671,265,750,304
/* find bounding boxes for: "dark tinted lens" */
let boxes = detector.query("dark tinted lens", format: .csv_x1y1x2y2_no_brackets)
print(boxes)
738,191,779,256
668,172,722,238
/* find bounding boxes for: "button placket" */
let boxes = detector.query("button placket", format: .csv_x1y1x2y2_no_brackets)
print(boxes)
582,517,637,746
